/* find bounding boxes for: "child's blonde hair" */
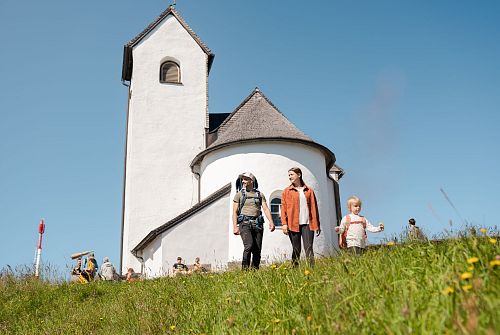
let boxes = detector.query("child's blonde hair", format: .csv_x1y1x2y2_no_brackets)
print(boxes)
347,196,362,211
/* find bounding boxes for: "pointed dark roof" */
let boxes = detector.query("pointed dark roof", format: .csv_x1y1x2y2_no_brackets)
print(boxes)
191,88,336,170
122,6,215,81
131,183,231,255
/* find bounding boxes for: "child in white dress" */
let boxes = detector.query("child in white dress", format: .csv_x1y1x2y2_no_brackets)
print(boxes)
335,196,384,254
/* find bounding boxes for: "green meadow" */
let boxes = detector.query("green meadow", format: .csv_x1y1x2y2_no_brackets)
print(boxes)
1,232,498,334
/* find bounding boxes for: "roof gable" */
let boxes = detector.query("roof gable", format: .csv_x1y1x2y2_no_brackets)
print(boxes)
191,88,336,169
122,6,214,81
210,88,312,147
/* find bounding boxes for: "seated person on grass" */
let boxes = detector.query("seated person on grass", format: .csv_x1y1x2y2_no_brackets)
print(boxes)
172,257,188,276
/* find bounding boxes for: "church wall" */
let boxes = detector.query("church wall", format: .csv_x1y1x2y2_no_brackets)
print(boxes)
153,193,230,277
122,14,208,273
199,142,339,263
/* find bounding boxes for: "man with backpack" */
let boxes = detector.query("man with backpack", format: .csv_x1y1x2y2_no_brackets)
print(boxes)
232,172,275,269
98,256,119,281
407,218,427,241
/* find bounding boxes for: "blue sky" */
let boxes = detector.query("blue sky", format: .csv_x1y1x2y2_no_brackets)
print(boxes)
1,1,499,276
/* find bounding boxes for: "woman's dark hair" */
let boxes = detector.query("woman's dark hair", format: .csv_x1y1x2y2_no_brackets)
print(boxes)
288,167,305,186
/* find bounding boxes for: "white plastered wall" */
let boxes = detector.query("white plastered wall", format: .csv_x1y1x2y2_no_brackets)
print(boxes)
122,14,208,273
199,142,339,264
158,193,230,276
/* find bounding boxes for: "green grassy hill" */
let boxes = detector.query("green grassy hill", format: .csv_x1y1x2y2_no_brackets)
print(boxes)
1,234,498,334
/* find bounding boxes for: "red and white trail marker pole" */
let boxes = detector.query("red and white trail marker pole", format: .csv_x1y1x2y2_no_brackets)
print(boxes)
34,219,45,279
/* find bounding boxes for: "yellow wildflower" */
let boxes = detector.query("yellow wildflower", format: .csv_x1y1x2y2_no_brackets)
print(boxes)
489,259,500,268
387,241,395,246
462,284,473,292
467,257,479,264
442,287,454,295
239,281,243,284
304,269,311,276
272,319,281,324
489,238,497,244
467,266,474,271
479,228,487,234
170,325,176,331
460,272,473,280
306,315,313,322
271,264,277,269
99,317,104,321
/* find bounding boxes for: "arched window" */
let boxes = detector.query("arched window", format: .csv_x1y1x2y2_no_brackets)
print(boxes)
270,196,282,227
160,61,180,83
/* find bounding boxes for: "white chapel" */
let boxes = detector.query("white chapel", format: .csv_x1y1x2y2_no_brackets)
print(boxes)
120,6,344,277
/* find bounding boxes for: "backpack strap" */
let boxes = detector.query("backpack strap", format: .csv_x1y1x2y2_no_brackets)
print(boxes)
237,189,247,216
345,214,351,231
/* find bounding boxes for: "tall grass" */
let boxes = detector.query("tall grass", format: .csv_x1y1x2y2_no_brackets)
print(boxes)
1,232,498,334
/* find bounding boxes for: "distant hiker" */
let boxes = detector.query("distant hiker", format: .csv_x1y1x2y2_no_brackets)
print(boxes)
233,172,275,270
98,256,119,281
80,253,98,282
280,167,321,267
70,258,82,282
172,257,188,276
335,196,384,255
407,218,427,241
191,257,206,273
126,268,137,283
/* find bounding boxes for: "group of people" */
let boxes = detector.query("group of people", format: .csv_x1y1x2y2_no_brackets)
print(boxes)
233,167,428,270
71,253,121,283
232,167,323,269
171,256,207,276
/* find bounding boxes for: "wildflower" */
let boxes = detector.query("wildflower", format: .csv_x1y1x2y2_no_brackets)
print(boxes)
226,317,235,327
100,317,104,321
272,319,281,324
235,299,241,304
479,228,487,234
489,238,497,244
467,266,474,271
442,287,454,295
462,284,473,292
170,325,176,331
304,269,311,276
306,315,313,322
467,257,479,264
239,281,243,284
461,272,473,280
271,264,277,269
489,259,500,268
387,241,395,246
400,307,410,317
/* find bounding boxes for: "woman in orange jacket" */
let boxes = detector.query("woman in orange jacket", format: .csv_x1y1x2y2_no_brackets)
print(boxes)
280,167,321,266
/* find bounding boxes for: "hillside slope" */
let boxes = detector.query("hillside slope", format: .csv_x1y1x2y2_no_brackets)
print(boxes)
1,235,498,334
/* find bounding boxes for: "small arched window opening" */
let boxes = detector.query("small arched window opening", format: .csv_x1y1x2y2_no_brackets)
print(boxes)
270,196,282,227
160,61,180,84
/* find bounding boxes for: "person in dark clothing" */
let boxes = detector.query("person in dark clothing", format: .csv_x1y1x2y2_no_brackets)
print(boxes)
232,172,275,269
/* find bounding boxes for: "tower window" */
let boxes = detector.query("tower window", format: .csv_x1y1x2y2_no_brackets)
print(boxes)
160,61,180,83
270,197,282,227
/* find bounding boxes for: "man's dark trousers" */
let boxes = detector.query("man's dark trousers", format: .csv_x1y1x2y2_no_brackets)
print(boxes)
240,222,263,269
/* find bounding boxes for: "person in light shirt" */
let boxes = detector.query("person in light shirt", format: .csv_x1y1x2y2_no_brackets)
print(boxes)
280,167,321,266
335,196,384,255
